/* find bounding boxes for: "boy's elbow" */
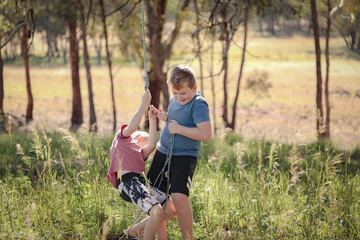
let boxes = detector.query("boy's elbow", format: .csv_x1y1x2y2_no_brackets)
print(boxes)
148,142,157,150
202,131,212,141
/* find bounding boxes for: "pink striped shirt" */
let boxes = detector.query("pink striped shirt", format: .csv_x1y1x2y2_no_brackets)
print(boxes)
107,125,146,188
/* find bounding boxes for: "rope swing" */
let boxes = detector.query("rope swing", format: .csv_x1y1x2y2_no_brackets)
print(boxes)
140,0,174,197
141,0,149,91
121,1,175,238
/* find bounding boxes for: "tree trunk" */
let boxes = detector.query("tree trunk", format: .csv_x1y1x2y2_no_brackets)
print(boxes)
46,33,52,62
194,0,204,93
94,35,103,66
53,36,60,57
79,0,97,132
230,7,248,130
99,0,116,132
324,0,331,139
22,25,33,122
221,22,230,127
145,0,191,112
267,12,275,35
310,0,324,139
146,0,167,112
68,19,83,130
0,37,3,114
61,38,67,65
258,16,263,35
210,30,217,135
350,28,356,50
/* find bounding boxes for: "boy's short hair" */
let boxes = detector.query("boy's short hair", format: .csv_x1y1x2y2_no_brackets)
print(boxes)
131,131,149,139
168,65,196,90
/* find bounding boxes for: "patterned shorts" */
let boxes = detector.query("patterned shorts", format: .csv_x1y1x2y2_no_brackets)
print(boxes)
117,172,167,214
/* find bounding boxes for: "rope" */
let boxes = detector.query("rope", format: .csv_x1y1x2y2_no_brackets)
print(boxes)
121,2,175,237
141,0,149,91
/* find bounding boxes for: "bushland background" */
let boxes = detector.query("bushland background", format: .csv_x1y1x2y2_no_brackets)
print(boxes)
1,0,360,239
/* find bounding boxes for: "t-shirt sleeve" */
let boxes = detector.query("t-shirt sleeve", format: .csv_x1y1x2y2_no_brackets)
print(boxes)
119,124,128,137
192,99,210,124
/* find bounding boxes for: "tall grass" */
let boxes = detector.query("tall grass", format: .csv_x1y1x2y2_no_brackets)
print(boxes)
1,129,359,239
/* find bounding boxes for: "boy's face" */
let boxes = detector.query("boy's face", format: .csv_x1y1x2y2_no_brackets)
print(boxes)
170,82,197,105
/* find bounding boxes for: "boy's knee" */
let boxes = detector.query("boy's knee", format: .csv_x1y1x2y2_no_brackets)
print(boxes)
149,204,163,221
172,193,189,207
163,202,177,220
172,192,188,201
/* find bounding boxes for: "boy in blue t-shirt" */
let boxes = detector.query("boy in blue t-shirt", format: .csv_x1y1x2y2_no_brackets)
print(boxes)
148,64,212,240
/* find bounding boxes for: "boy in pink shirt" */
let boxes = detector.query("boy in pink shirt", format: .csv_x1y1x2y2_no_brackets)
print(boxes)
107,90,176,240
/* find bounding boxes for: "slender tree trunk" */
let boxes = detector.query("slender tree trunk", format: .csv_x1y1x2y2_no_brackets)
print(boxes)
194,0,204,93
350,28,356,50
210,31,217,135
94,35,103,66
0,37,3,114
221,22,230,127
258,16,263,34
79,0,97,132
53,37,60,57
324,0,331,138
268,12,275,35
46,33,52,62
99,0,116,132
22,25,33,122
68,19,83,130
61,38,67,65
310,0,324,139
230,7,248,130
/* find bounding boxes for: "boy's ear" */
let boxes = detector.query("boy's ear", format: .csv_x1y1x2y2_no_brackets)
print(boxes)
193,84,197,92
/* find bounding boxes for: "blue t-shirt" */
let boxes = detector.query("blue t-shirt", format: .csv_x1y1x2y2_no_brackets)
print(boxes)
157,91,210,158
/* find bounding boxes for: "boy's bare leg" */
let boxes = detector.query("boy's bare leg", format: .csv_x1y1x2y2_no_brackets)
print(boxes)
172,193,193,240
156,199,177,240
127,217,147,240
128,199,177,240
143,204,163,240
156,221,167,240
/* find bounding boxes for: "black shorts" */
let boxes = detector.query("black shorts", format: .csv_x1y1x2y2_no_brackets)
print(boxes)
147,150,197,197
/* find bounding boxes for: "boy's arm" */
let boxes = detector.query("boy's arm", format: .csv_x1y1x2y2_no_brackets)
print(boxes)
142,106,158,159
122,90,151,137
168,120,212,141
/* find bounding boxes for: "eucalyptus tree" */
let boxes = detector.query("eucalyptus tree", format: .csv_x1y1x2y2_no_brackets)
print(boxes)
20,0,34,122
307,0,340,139
98,0,117,132
0,0,16,114
67,1,83,131
51,0,83,130
209,0,247,130
331,0,360,51
35,0,66,63
310,0,327,139
208,0,302,131
144,0,192,111
78,0,97,132
255,0,303,35
0,0,35,121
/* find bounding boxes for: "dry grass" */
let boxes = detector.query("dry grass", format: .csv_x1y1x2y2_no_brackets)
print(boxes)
3,33,360,149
